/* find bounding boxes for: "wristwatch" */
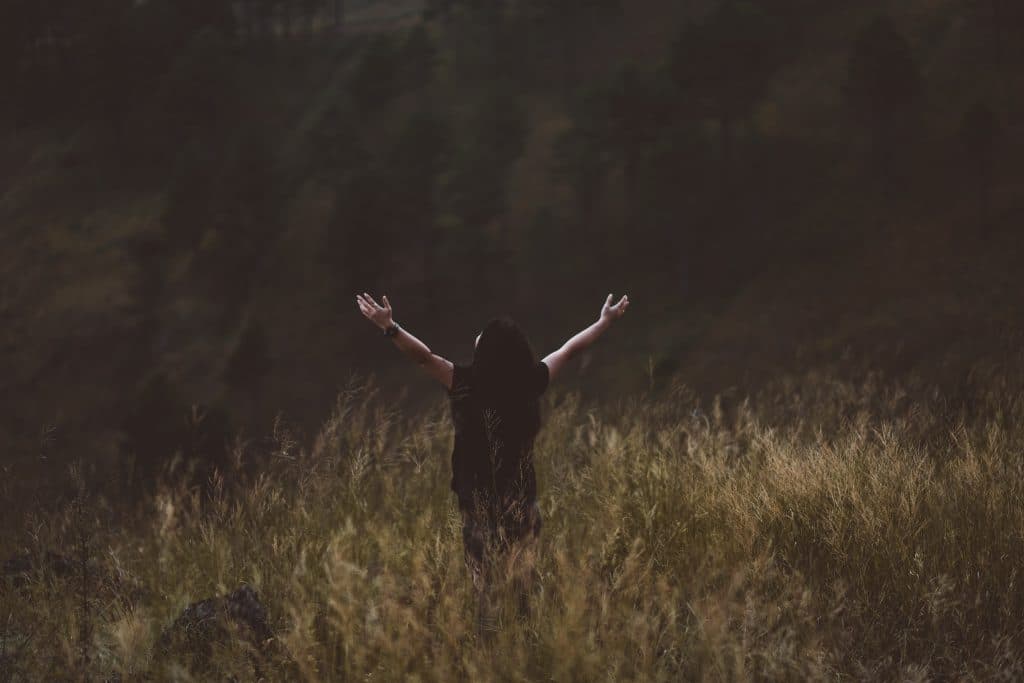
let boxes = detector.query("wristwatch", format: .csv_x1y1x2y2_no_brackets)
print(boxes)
383,322,400,337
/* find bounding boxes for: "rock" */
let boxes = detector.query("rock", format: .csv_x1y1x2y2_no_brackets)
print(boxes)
154,584,276,676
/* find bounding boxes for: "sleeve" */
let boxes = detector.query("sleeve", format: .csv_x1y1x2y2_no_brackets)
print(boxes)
534,360,550,396
447,363,469,398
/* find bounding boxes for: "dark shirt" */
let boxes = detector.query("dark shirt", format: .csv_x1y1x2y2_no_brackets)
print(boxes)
446,360,549,513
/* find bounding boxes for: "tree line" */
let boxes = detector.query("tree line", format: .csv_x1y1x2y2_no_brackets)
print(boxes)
1,0,1020,497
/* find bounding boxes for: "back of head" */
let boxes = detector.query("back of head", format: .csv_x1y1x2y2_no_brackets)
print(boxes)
471,316,538,411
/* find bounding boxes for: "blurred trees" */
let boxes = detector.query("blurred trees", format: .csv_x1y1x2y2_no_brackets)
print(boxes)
556,85,614,235
431,1,539,88
427,0,623,87
843,15,925,197
449,91,528,229
390,109,452,315
0,0,238,128
350,29,438,113
225,321,274,392
555,64,676,277
3,0,1019,500
604,65,675,223
0,0,975,315
351,35,402,113
320,18,528,316
981,0,1024,68
670,1,787,171
958,101,1002,233
162,145,220,252
402,25,439,88
143,27,238,166
553,0,794,286
210,132,288,309
517,0,622,86
335,0,346,31
161,129,286,317
328,165,398,298
309,97,367,183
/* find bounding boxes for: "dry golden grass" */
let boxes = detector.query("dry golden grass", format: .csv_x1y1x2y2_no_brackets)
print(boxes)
2,370,1023,681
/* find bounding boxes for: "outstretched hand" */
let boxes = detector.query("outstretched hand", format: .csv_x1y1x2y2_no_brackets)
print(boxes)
356,292,394,330
600,293,629,322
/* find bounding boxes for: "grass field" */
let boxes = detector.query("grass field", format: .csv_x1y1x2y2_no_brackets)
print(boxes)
2,368,1022,681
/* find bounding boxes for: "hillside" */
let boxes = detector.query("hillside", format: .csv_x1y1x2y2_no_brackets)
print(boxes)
1,0,1023,507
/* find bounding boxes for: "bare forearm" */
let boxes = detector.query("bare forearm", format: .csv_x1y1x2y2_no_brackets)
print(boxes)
385,322,434,365
562,317,612,358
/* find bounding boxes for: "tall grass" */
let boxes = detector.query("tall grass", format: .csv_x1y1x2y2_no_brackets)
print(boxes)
2,370,1023,681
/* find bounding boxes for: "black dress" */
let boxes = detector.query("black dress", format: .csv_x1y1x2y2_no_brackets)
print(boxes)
447,360,550,566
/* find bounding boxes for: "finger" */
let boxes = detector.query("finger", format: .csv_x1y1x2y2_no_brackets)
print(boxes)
382,294,391,310
606,293,613,305
364,292,381,308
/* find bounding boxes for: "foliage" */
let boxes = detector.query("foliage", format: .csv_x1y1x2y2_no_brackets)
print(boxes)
842,14,925,182
958,100,1002,231
224,320,274,392
350,34,403,114
327,163,400,295
308,95,368,183
669,1,787,127
161,144,221,252
197,128,287,309
402,24,439,88
554,83,615,230
447,89,528,228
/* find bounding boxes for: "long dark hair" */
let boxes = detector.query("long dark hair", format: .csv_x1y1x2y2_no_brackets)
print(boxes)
470,316,542,440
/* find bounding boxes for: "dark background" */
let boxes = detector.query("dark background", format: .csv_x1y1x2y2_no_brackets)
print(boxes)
1,0,1022,511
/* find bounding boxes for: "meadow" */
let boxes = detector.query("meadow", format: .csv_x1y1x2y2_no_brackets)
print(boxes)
2,367,1022,681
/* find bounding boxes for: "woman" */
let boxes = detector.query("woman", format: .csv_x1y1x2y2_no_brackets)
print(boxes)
355,291,630,622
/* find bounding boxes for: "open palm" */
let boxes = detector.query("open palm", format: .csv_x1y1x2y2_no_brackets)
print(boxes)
600,293,629,322
356,292,393,329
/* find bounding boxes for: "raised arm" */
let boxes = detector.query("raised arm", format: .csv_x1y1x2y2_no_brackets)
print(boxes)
356,292,454,390
542,293,629,383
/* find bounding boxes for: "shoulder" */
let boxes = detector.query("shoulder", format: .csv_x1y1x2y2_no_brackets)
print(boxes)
447,362,473,398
